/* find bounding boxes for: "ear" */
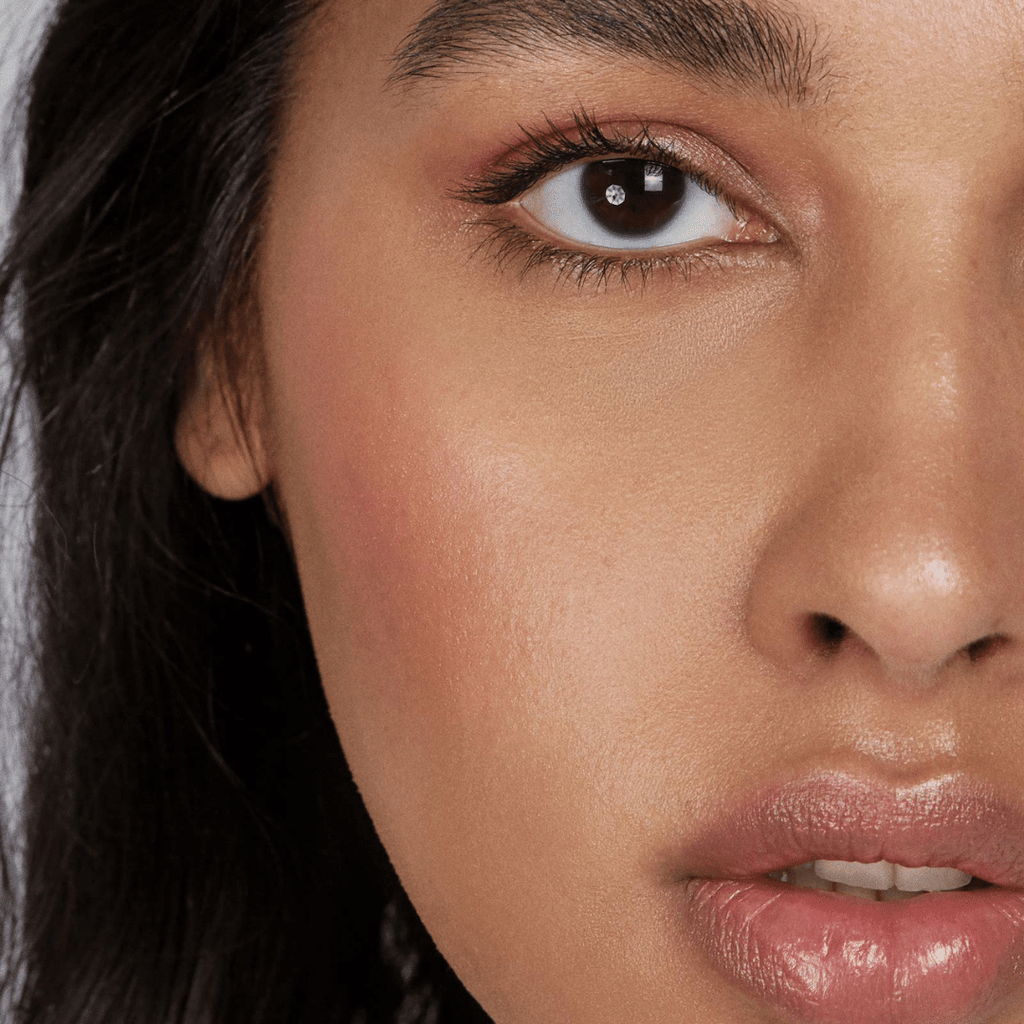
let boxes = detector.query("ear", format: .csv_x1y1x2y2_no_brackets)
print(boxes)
174,347,271,500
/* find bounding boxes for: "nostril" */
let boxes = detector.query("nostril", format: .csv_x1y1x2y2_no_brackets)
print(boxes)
964,634,1009,663
808,613,848,652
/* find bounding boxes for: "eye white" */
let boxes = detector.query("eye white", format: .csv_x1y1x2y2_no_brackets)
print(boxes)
519,160,738,252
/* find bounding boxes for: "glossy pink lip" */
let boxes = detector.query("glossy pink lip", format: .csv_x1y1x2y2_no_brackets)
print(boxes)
677,771,1024,1024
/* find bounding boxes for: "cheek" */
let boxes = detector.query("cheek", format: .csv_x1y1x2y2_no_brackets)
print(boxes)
260,223,570,872
264,286,747,966
304,377,537,754
266,301,634,1008
271,308,602,845
257,149,793,1018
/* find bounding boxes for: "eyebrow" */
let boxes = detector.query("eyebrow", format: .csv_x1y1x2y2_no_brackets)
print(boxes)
388,0,831,105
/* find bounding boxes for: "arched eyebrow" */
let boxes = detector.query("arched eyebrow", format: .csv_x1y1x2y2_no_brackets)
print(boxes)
388,0,831,106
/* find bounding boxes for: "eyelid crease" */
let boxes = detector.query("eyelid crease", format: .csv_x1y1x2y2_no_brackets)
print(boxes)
452,108,734,211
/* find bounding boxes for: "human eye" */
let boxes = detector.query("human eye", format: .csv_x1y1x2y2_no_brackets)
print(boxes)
521,158,738,252
456,111,778,289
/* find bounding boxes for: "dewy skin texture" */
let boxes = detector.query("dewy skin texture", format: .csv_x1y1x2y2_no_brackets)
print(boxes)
174,0,1024,1020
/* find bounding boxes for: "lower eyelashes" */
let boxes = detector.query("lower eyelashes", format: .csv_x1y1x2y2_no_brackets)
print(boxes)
470,218,742,290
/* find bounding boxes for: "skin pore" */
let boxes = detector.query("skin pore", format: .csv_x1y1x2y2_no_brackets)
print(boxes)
176,0,1024,1020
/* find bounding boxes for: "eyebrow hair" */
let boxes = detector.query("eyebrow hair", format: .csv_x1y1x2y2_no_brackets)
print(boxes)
388,0,831,105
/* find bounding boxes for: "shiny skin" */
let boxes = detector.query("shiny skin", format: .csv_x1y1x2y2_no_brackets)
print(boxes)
176,0,1024,1020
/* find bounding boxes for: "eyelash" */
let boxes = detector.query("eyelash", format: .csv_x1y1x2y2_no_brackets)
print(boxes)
455,109,752,290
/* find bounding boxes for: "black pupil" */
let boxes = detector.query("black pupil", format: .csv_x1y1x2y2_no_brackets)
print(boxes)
581,159,687,238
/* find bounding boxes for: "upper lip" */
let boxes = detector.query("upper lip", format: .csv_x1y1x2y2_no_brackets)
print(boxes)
675,769,1024,889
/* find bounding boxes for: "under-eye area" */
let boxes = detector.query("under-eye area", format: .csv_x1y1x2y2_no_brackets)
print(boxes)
465,218,754,288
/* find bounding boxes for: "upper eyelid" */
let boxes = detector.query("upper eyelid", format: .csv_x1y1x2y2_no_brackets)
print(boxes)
452,111,757,216
455,115,690,204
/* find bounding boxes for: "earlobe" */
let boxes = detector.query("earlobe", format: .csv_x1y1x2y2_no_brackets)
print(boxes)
174,356,272,501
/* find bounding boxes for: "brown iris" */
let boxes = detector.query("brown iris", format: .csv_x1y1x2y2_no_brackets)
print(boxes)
580,159,687,238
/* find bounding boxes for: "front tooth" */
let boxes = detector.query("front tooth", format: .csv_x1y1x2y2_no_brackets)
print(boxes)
815,859,895,890
894,865,972,892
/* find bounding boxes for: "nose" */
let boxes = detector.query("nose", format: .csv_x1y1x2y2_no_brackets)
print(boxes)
746,250,1024,685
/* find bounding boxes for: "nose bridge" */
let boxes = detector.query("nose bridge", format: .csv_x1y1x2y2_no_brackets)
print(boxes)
830,166,1016,471
867,172,988,348
746,191,1024,682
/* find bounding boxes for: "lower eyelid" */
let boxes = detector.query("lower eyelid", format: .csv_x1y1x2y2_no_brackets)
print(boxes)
466,217,762,292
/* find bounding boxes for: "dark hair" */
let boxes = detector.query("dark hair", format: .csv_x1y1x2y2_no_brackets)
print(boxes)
0,1,491,1020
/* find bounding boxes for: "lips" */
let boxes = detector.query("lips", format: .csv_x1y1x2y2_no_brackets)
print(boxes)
676,770,1024,1024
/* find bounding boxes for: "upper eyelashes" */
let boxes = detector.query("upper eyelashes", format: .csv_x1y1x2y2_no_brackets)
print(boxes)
457,110,692,208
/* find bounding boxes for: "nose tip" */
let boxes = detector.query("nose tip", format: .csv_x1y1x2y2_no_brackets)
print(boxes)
746,491,1016,683
807,557,1008,674
830,553,1002,670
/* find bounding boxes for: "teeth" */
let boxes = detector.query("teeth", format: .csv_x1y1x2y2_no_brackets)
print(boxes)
815,859,894,890
768,859,974,898
879,886,920,902
892,864,972,892
807,859,971,893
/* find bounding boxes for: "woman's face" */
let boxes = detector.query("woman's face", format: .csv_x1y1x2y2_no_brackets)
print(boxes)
214,0,1024,1019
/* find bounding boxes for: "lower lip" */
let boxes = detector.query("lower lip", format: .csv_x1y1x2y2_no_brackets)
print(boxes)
682,877,1024,1024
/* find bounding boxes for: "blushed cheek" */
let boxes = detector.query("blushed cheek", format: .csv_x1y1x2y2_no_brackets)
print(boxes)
255,182,554,842
265,298,555,819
